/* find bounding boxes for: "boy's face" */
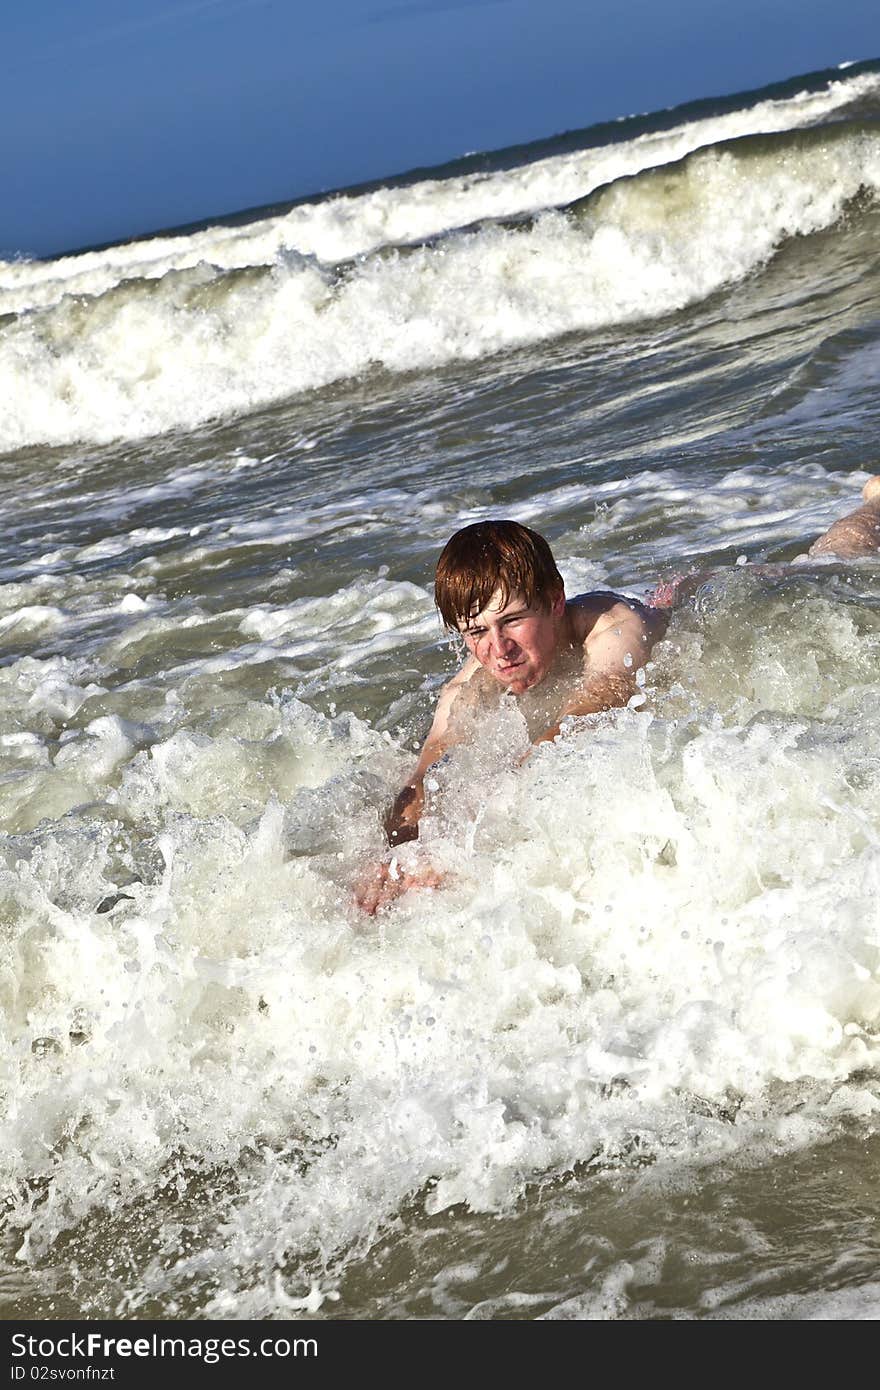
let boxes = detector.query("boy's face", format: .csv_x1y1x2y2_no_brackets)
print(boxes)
458,586,565,694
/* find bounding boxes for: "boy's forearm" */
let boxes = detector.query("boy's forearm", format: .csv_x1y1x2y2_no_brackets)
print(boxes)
530,672,639,749
562,672,636,721
384,781,424,846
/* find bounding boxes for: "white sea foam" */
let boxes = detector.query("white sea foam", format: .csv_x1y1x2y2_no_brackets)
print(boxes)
2,568,880,1311
0,605,65,641
2,68,877,313
1,121,879,451
705,1282,880,1318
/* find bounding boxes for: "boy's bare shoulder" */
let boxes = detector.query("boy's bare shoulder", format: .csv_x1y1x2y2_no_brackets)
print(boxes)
431,654,484,720
446,653,482,689
569,591,660,646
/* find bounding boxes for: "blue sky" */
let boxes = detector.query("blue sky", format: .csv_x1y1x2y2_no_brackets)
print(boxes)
2,0,877,258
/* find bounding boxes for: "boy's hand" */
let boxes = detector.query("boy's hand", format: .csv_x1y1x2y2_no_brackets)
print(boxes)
355,857,443,915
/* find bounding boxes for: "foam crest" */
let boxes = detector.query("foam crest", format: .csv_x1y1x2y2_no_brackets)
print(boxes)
2,67,877,314
2,123,879,450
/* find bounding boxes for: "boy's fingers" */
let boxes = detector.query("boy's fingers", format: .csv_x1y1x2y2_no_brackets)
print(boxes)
354,862,444,914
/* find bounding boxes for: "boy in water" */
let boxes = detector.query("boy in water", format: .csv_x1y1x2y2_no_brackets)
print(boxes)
357,476,880,913
357,519,666,912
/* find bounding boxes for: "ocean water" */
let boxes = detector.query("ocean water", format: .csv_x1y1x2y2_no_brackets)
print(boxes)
2,59,880,1321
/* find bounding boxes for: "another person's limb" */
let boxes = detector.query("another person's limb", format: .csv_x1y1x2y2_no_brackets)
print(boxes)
809,476,880,558
645,572,706,610
642,476,880,618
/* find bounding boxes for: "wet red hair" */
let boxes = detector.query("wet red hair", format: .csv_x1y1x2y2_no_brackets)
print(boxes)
434,519,563,630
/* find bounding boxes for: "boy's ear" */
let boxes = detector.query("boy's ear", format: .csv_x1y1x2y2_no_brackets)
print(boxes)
551,585,566,617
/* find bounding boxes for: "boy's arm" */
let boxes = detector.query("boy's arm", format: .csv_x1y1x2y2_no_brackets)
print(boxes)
385,658,476,845
356,657,477,914
532,602,666,747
